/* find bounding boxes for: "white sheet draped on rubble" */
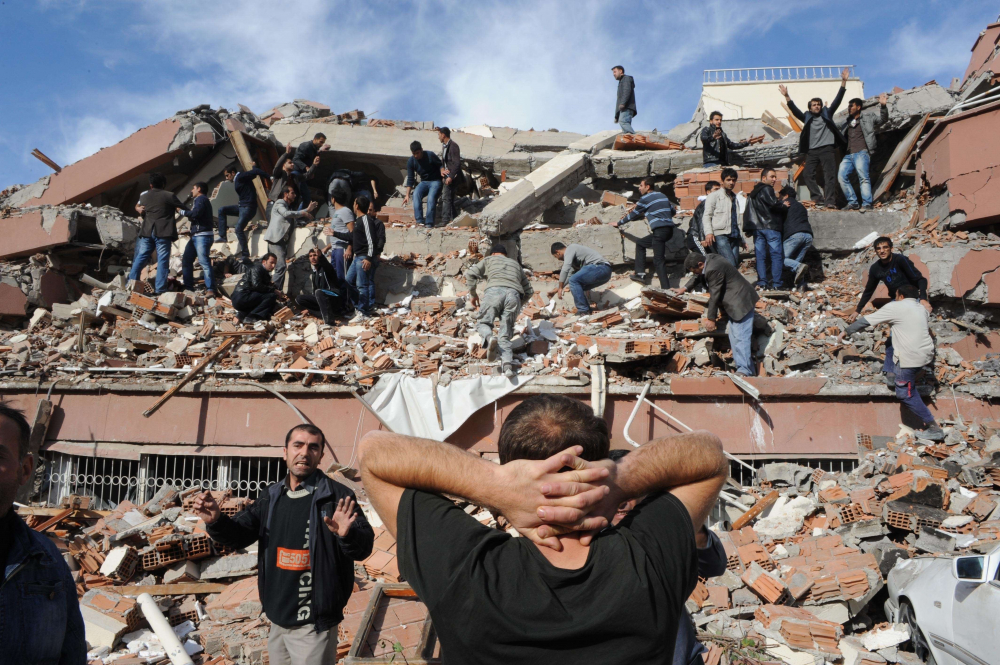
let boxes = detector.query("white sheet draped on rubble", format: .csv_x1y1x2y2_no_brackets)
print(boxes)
364,373,530,441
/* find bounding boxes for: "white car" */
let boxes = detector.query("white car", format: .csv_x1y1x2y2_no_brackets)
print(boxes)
885,543,999,665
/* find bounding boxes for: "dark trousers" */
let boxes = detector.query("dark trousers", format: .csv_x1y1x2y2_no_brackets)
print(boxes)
218,204,256,259
296,290,349,324
440,180,456,223
231,290,277,320
634,226,674,289
803,145,838,208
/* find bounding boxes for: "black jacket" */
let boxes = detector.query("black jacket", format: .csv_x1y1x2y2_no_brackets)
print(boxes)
700,126,746,165
206,472,374,631
305,252,341,294
615,75,637,120
744,183,785,233
293,141,320,172
787,86,847,155
270,153,317,204
685,254,758,321
334,214,385,259
234,168,268,207
139,188,188,240
781,199,813,240
234,260,274,295
686,200,708,251
183,194,215,234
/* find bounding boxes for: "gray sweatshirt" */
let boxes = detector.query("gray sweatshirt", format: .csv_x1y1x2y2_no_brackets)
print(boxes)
466,255,534,301
844,299,934,368
558,244,610,285
329,206,355,248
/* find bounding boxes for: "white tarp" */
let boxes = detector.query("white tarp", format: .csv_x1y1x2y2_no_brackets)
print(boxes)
364,373,531,441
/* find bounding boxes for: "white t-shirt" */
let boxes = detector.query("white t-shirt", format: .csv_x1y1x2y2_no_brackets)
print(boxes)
865,299,934,368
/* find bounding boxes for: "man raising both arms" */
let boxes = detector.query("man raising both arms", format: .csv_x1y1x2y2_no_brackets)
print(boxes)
359,393,728,664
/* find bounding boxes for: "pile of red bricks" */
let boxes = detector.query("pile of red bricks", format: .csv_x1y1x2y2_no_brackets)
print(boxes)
672,167,791,210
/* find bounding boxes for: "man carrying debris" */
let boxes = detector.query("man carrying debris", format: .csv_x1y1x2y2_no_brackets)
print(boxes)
838,93,889,210
130,172,188,295
779,67,850,209
438,127,462,224
0,402,86,664
701,168,744,267
192,424,373,665
297,247,350,324
217,162,270,260
612,65,637,134
842,284,944,441
744,168,786,291
467,245,534,378
403,141,444,228
358,393,727,664
681,252,759,376
778,186,813,289
231,252,281,323
611,177,677,288
700,112,748,167
551,242,612,315
264,185,318,290
685,180,720,257
179,181,217,297
848,236,930,323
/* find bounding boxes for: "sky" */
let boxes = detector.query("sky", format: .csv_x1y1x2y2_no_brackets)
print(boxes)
1,0,997,191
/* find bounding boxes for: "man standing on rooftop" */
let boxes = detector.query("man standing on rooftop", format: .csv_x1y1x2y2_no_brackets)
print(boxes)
612,66,637,135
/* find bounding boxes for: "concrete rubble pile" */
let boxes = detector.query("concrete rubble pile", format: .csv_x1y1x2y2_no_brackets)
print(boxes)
691,414,1000,665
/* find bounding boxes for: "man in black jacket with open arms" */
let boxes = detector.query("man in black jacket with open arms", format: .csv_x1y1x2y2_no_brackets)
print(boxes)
359,393,728,665
192,424,373,665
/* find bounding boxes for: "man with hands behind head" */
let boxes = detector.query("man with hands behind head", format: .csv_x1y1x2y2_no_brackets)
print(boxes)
191,424,373,665
359,393,728,665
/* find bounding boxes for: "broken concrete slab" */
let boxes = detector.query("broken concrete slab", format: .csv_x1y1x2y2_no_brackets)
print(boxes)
567,129,621,154
0,206,141,260
809,209,910,252
478,152,590,236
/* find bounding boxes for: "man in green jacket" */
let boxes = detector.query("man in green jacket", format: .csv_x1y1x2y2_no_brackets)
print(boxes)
466,246,534,378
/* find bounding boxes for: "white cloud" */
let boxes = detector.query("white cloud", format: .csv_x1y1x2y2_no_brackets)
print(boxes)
883,15,986,81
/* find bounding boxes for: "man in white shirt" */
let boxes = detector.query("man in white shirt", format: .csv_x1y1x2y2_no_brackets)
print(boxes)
842,284,943,440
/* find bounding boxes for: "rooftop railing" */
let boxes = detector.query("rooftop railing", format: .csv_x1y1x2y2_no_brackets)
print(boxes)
703,66,857,84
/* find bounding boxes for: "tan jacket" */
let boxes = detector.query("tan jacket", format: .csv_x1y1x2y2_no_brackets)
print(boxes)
701,187,738,237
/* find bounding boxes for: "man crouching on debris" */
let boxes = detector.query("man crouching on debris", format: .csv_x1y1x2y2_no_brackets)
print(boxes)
359,393,728,664
192,424,374,665
0,402,86,664
678,252,759,376
466,245,534,378
231,252,282,324
841,284,945,441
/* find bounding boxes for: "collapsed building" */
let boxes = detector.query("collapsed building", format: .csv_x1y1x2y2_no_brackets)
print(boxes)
5,17,1000,665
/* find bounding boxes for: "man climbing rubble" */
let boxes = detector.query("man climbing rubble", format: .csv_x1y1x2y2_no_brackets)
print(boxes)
551,242,612,315
403,141,444,228
218,162,269,259
130,172,187,295
842,284,945,441
679,252,759,376
466,245,534,378
178,181,217,297
0,402,86,665
358,393,728,664
611,177,677,288
778,186,813,289
264,185,318,290
192,424,373,665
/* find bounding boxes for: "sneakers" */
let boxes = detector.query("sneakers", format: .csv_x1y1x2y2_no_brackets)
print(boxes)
794,263,809,284
848,204,860,211
861,204,873,211
486,337,499,362
885,372,896,389
629,273,647,285
349,311,367,324
503,363,516,378
915,426,946,442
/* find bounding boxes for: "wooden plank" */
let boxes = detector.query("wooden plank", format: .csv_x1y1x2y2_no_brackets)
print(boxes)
31,148,62,173
760,111,791,137
32,507,73,532
779,102,803,132
873,114,930,203
114,582,230,596
142,336,238,417
15,398,54,504
228,131,270,220
731,489,780,530
17,506,109,518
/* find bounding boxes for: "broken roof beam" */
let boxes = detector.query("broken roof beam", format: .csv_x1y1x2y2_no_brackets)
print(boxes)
477,151,590,236
31,148,62,173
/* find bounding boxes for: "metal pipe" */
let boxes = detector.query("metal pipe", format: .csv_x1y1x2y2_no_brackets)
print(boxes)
136,592,194,665
235,381,309,424
54,366,346,376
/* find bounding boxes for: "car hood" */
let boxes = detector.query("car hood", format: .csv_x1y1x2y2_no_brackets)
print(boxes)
887,556,948,596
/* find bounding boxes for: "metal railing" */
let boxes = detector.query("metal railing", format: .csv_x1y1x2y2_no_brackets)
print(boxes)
39,451,287,508
703,66,856,84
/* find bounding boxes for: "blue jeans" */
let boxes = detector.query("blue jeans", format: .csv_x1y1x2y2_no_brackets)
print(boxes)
329,246,348,282
128,235,172,293
618,109,635,134
347,255,379,312
218,203,256,259
727,309,755,376
568,263,612,314
413,180,442,227
893,361,936,427
838,150,872,207
182,234,215,292
753,229,783,288
782,232,813,272
714,234,742,267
